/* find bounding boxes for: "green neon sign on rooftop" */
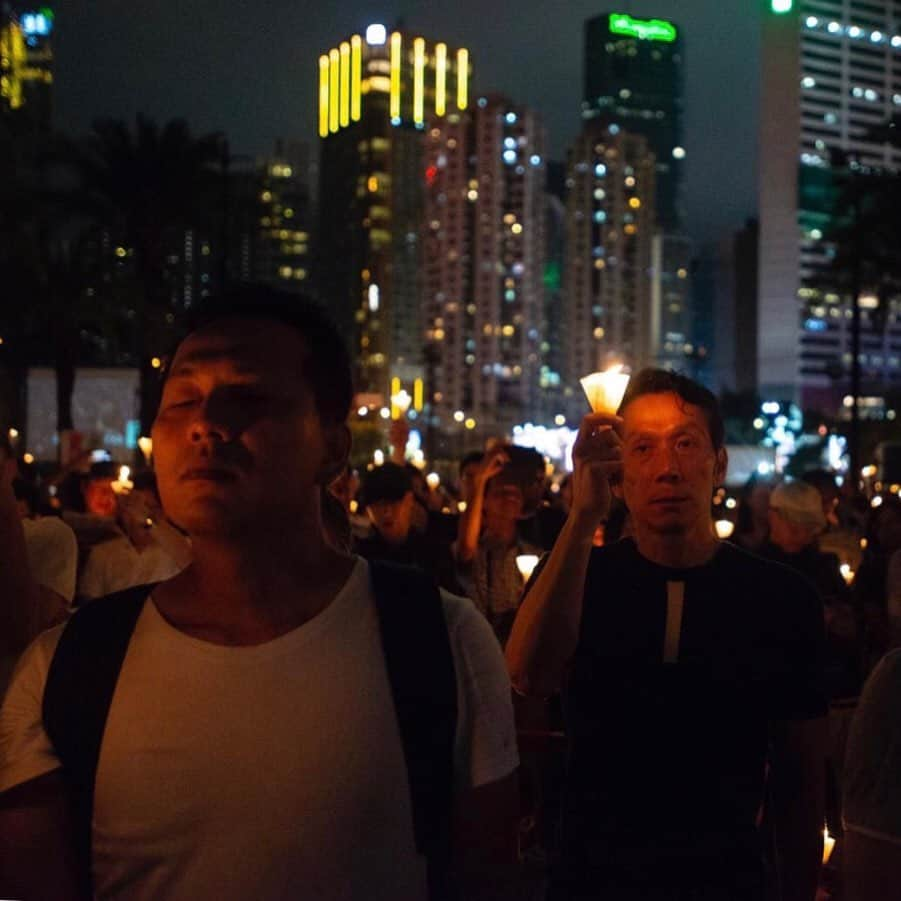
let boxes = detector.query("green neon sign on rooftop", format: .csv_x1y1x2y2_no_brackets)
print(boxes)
609,13,677,43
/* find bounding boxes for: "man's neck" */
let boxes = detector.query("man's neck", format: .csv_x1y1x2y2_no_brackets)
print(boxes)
153,527,354,645
633,521,720,570
482,515,517,547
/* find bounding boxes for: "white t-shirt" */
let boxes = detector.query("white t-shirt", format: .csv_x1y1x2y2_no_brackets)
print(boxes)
23,516,78,602
78,532,187,601
0,558,518,901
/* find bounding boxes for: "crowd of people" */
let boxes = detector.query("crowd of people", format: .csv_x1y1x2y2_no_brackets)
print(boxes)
0,284,899,900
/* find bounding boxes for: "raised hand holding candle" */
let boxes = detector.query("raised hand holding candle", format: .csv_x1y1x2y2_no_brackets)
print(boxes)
111,465,134,495
580,365,630,415
822,826,835,865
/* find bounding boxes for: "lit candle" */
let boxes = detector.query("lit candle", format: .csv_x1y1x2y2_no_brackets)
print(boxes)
457,501,467,513
138,436,153,465
580,365,630,415
840,563,855,586
715,519,735,539
822,826,835,865
373,450,384,467
516,554,540,583
426,472,440,490
111,465,134,495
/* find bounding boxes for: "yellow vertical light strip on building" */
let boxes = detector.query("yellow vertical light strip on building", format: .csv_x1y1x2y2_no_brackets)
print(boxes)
413,378,424,412
435,43,447,117
456,48,469,110
390,377,402,419
318,55,330,137
390,32,402,120
328,48,340,133
351,35,362,121
339,42,350,127
413,38,425,125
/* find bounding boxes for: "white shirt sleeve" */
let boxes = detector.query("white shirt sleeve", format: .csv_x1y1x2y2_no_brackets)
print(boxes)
23,517,78,603
0,626,64,794
441,591,519,791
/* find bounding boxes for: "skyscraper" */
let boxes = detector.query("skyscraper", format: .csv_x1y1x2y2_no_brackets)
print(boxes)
758,1,901,411
582,11,684,230
563,123,656,409
580,11,692,376
316,25,470,400
422,94,546,433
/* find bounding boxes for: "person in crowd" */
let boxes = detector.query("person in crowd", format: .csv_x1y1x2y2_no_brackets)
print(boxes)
455,445,542,646
77,470,191,602
327,464,370,540
842,648,901,899
734,472,777,552
0,286,519,901
354,462,460,592
760,480,860,836
508,446,567,552
0,441,75,698
802,469,862,570
507,368,827,901
855,496,901,670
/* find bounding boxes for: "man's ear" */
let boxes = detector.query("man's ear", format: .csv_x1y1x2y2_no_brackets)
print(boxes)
611,477,624,501
714,447,728,488
318,423,352,486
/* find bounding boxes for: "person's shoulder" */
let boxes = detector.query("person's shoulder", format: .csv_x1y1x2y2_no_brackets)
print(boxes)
867,649,901,693
719,540,817,586
23,516,78,554
3,621,67,697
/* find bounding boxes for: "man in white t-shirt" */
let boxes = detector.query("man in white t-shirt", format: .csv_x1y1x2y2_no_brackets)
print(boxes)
0,287,519,901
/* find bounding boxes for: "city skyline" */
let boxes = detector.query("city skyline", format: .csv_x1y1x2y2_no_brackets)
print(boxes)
52,0,760,247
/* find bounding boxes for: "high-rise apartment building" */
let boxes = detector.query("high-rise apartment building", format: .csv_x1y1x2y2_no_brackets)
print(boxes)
563,123,656,413
316,25,470,399
254,141,312,293
421,94,546,432
582,11,684,230
759,0,901,410
581,11,692,377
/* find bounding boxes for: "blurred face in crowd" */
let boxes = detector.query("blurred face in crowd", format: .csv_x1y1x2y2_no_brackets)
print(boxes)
152,317,348,539
877,504,901,553
459,460,481,503
617,392,726,539
518,465,546,517
483,474,524,523
367,491,415,545
84,477,117,517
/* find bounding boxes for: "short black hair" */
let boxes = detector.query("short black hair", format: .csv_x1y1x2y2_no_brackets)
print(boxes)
360,462,413,506
619,368,725,452
175,285,354,427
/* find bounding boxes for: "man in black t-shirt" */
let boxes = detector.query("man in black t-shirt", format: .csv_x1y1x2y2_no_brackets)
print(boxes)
507,369,827,901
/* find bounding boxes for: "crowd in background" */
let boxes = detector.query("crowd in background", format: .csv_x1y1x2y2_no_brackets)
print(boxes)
3,418,901,896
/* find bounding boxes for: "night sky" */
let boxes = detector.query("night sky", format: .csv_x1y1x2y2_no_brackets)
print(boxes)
54,0,761,247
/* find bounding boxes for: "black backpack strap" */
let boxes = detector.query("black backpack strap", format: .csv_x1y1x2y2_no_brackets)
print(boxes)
368,560,458,901
42,583,157,898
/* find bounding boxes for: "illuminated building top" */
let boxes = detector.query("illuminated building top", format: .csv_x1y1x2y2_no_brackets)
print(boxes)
608,13,677,43
318,26,470,137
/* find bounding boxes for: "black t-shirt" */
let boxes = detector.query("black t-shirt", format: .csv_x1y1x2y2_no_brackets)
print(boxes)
561,538,827,867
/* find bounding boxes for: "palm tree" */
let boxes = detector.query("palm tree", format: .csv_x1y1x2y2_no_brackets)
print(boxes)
66,115,224,430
